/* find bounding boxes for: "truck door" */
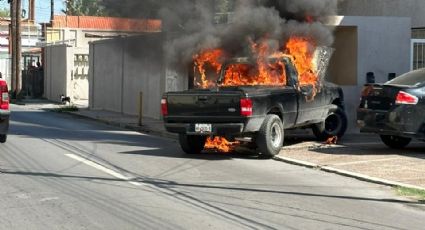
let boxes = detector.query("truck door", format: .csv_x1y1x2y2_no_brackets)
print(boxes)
285,58,326,125
296,84,327,124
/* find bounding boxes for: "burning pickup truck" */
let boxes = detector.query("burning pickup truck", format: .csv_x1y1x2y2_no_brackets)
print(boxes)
162,39,347,157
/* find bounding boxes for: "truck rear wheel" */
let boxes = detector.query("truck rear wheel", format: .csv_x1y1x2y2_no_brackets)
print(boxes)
256,114,284,158
0,134,6,143
312,107,347,141
179,134,207,154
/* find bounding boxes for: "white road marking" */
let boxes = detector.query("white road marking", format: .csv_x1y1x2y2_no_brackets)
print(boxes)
65,153,140,186
39,197,59,202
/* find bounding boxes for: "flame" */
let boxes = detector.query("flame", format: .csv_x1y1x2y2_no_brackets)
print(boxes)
285,37,317,86
193,36,319,94
193,49,224,88
204,136,240,153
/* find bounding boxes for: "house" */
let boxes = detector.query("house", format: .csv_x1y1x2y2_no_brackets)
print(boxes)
0,18,41,88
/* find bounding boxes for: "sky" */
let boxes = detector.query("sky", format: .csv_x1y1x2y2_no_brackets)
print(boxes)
0,0,65,23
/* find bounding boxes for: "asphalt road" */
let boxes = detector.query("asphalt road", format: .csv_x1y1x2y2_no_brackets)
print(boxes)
1,105,424,230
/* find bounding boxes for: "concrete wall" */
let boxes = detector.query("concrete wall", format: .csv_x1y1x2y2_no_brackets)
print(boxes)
44,45,89,102
44,44,70,102
89,34,166,119
338,0,425,28
70,47,90,100
328,16,411,132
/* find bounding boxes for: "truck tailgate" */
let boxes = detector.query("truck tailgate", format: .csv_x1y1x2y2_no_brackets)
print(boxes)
166,91,244,122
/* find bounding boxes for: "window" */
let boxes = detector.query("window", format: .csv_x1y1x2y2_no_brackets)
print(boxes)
386,68,425,87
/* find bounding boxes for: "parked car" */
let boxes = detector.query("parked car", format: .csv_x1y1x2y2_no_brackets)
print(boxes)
357,68,425,148
0,78,9,143
162,56,347,157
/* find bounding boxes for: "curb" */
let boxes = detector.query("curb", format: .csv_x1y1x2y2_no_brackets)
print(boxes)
274,155,425,192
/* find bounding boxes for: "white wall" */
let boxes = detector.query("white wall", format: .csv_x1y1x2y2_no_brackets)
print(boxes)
70,47,89,100
44,45,90,102
339,0,425,28
89,34,166,119
44,44,69,102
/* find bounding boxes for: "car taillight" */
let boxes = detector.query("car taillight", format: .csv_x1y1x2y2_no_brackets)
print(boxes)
395,91,418,105
240,98,253,117
161,98,168,116
0,81,9,110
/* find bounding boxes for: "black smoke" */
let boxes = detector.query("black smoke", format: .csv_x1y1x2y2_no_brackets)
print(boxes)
100,0,338,67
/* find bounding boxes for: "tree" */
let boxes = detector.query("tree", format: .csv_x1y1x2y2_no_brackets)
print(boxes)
63,0,106,16
0,7,10,17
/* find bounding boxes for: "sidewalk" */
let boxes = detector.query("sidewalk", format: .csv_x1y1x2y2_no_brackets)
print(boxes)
18,100,425,191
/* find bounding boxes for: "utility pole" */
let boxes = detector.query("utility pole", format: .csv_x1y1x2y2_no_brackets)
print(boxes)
51,0,54,22
29,0,35,22
10,0,16,97
15,0,22,98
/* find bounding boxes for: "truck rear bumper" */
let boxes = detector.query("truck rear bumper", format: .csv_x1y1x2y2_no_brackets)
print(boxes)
165,123,244,136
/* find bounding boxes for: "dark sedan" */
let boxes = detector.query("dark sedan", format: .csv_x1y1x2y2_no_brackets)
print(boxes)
357,68,425,149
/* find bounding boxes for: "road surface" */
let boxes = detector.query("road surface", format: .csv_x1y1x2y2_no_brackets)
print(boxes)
0,104,424,229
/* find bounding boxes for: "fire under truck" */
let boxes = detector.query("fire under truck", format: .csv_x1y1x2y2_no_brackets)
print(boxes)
162,56,347,158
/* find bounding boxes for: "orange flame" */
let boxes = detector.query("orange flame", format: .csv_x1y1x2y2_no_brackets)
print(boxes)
285,37,317,86
204,136,240,153
194,49,224,88
193,36,318,89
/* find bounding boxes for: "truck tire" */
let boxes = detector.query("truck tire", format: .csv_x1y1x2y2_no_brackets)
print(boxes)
0,134,6,143
380,135,411,149
179,134,207,154
256,114,284,158
312,107,347,141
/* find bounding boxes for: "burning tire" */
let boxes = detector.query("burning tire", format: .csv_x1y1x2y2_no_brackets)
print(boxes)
380,135,411,149
179,134,207,154
256,114,284,158
312,107,347,141
0,134,6,143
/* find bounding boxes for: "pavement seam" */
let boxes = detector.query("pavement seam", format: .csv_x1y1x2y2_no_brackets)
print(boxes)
274,155,425,191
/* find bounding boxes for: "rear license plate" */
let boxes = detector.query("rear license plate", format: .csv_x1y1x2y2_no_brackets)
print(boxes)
195,124,212,133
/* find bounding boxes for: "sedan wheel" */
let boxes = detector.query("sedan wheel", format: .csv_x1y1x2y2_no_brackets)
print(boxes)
380,135,411,149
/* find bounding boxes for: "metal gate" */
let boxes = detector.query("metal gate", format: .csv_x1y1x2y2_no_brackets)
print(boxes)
411,39,425,70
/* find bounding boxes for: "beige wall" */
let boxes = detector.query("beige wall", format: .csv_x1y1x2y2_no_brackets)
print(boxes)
328,26,358,86
339,0,425,28
44,45,69,102
89,34,166,119
44,45,89,102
